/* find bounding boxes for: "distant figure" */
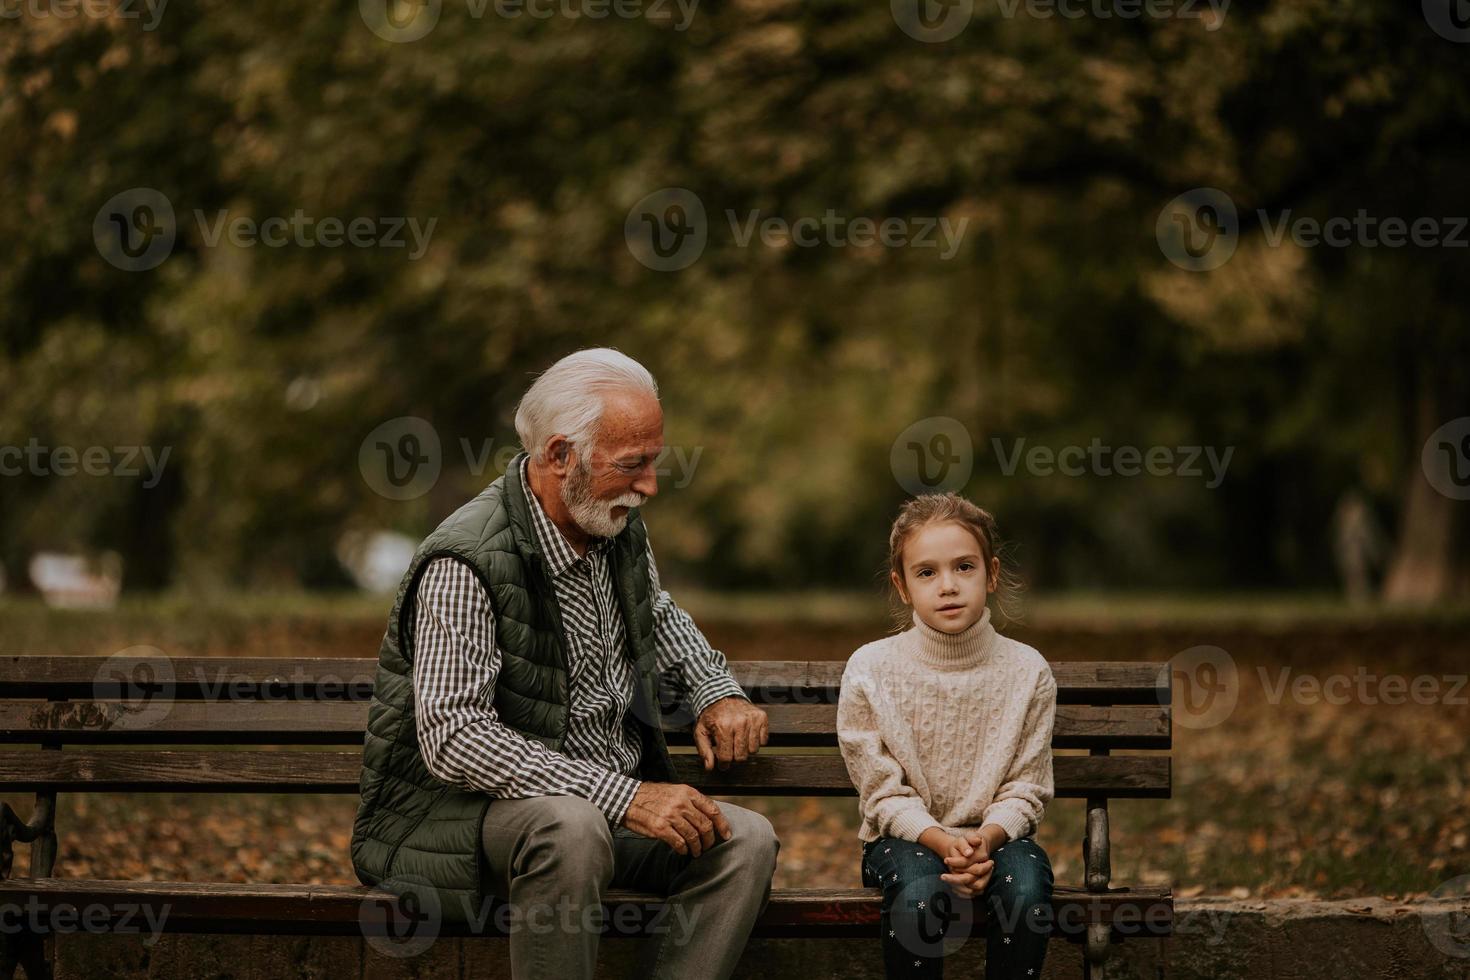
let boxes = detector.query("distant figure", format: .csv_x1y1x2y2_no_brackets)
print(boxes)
1331,490,1385,603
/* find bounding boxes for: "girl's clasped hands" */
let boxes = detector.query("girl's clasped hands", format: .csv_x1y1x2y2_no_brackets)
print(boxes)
939,830,996,898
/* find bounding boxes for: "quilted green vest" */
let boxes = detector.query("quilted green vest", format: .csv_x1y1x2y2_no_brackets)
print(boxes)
350,450,677,923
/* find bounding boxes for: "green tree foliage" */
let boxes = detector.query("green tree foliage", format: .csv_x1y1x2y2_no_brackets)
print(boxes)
1,0,1466,595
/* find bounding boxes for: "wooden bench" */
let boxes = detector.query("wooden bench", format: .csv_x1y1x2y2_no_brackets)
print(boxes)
0,654,1172,979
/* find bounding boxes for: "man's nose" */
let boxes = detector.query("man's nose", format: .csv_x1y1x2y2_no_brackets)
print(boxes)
632,466,658,499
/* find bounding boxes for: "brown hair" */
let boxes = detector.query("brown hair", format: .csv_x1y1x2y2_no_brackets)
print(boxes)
884,492,1024,632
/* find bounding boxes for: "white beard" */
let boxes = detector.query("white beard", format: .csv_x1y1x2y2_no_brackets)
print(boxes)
562,459,646,539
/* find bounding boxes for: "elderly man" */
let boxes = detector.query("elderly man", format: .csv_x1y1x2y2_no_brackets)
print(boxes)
352,348,777,979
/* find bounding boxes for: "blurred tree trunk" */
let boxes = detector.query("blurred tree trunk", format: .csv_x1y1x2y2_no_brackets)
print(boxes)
1383,377,1470,604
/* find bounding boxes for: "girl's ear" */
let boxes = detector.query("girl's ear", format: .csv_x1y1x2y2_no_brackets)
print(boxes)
889,569,910,605
987,555,1000,595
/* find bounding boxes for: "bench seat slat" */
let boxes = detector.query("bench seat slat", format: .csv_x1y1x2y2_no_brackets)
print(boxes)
0,701,1171,750
0,750,1170,797
0,878,1173,939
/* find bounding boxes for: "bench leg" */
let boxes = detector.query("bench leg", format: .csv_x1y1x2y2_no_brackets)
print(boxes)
1083,791,1112,980
1082,922,1109,980
1,792,59,980
0,930,52,980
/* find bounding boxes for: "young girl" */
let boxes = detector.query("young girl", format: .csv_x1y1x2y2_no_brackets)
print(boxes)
837,492,1057,979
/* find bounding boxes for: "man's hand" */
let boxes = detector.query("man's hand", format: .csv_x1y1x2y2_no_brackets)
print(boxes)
941,831,996,898
621,782,733,857
693,696,769,771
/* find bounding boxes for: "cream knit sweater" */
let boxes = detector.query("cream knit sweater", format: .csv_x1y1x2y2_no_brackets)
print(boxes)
836,605,1057,845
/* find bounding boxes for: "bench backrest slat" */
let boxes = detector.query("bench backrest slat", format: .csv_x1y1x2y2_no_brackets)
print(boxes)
0,656,1169,705
0,701,1170,749
0,749,1170,798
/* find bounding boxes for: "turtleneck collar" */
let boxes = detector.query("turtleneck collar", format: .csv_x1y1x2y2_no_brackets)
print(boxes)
909,605,998,669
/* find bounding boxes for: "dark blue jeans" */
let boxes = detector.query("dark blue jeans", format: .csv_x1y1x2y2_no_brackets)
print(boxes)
861,835,1053,979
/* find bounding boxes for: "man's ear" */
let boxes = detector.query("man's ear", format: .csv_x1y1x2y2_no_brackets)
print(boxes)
544,436,574,477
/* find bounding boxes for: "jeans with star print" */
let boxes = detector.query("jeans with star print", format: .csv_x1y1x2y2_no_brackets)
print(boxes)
861,834,1054,979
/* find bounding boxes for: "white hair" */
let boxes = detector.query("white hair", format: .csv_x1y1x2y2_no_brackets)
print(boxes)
514,348,659,464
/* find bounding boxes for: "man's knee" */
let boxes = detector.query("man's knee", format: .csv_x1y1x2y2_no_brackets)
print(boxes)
714,804,779,873
516,797,616,884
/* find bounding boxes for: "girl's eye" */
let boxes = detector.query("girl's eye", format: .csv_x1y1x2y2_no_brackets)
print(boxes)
958,562,974,571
